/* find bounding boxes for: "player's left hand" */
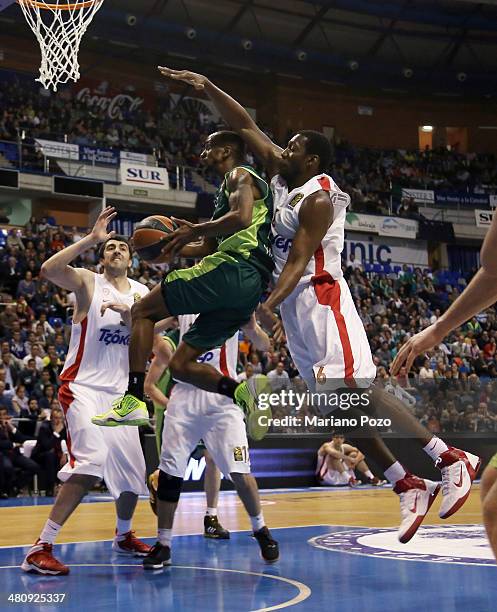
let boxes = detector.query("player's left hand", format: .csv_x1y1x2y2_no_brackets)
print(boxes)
161,218,200,258
100,303,131,317
391,323,445,375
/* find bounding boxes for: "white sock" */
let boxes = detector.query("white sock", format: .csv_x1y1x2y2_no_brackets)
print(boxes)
423,437,449,462
39,519,62,545
206,507,217,517
158,528,172,547
250,513,265,532
384,462,407,485
365,470,374,480
116,518,132,540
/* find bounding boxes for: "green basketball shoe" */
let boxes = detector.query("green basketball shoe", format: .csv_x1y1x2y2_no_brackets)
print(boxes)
234,374,272,441
92,394,150,427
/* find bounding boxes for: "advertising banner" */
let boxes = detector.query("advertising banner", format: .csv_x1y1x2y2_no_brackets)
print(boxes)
475,209,494,228
120,162,169,190
35,139,79,160
401,188,435,204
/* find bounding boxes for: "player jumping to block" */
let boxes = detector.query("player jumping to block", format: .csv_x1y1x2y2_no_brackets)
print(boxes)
22,208,151,575
143,313,279,568
157,67,480,544
93,132,274,440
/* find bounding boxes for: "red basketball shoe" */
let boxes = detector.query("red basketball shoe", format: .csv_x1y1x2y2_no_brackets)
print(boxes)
112,531,152,556
436,447,481,519
21,540,69,575
395,474,441,544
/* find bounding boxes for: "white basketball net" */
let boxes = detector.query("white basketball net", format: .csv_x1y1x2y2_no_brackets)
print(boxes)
17,0,105,91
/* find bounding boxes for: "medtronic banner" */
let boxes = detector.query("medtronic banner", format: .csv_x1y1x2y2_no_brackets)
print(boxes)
344,232,428,266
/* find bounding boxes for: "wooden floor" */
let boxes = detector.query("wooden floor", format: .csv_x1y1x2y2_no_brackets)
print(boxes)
0,484,483,548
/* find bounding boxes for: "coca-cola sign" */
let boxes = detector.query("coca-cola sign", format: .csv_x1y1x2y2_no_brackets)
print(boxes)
76,86,144,119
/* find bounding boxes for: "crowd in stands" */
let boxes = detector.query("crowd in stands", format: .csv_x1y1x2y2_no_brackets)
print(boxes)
2,74,497,214
0,205,495,495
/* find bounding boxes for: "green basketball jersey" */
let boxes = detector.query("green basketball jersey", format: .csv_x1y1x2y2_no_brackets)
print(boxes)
212,165,274,282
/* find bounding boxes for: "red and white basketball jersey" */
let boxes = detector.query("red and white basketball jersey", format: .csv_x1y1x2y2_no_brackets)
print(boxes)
175,314,239,387
271,173,350,286
60,274,149,393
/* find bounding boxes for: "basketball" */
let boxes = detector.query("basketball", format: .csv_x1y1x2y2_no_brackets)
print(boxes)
132,215,177,262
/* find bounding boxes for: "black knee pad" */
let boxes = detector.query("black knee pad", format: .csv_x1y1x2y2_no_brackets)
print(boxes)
157,470,183,503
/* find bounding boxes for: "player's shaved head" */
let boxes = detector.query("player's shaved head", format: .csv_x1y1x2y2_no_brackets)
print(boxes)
209,131,246,159
298,130,332,172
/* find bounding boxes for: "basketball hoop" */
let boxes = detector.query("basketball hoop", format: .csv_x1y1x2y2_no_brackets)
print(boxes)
17,0,105,91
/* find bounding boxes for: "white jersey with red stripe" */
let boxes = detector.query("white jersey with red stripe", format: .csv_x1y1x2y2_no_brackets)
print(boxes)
60,274,149,393
270,173,376,399
270,173,350,287
174,314,238,390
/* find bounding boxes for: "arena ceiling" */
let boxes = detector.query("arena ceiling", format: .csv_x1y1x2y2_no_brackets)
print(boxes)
3,0,497,96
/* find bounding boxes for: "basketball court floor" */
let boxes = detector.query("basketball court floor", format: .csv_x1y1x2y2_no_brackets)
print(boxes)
0,484,494,611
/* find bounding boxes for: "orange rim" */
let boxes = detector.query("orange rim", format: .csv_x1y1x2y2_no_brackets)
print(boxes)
18,0,99,9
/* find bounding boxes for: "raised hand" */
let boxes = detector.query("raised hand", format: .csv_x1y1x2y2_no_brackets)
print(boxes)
90,206,117,243
157,67,208,91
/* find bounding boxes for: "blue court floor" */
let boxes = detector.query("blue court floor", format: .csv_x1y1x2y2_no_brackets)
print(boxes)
0,523,495,612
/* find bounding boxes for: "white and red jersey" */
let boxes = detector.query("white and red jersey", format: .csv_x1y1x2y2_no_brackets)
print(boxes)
174,314,238,390
270,173,350,287
60,274,149,393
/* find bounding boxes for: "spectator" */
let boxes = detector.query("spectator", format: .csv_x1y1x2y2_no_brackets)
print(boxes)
19,397,43,437
16,271,36,301
237,364,255,383
0,406,40,497
11,384,29,415
267,362,290,392
23,343,44,371
31,407,66,496
18,358,39,394
0,381,14,415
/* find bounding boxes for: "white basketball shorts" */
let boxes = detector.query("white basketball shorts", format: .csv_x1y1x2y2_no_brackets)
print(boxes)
159,384,250,479
58,381,147,498
280,276,376,407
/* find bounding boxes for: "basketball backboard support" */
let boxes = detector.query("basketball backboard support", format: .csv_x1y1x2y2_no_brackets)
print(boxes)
0,0,15,12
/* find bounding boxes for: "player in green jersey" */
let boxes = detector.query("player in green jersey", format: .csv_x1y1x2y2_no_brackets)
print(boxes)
94,130,274,439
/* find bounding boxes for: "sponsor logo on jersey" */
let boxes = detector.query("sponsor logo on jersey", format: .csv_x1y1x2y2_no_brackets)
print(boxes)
133,292,142,303
98,327,130,346
289,193,304,208
309,524,494,566
270,233,293,254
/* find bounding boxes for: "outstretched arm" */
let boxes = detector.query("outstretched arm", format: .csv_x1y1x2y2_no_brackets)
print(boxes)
40,206,117,296
158,67,282,177
391,212,497,374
